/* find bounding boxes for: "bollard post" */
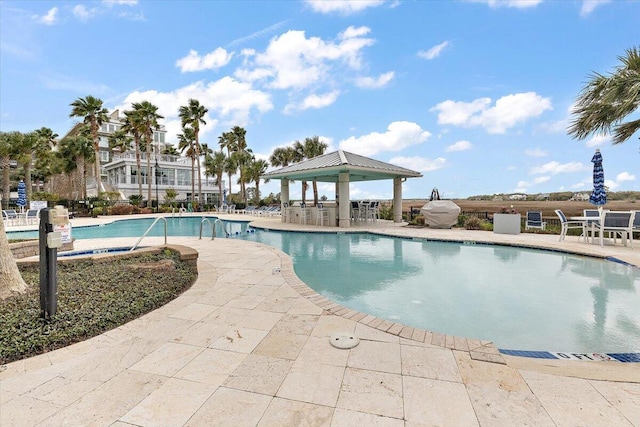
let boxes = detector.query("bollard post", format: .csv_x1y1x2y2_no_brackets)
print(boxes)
38,208,63,319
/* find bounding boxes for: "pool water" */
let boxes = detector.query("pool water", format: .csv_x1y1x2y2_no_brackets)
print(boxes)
9,217,640,352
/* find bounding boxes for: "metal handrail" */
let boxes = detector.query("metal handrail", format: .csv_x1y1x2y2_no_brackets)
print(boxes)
199,217,229,240
130,216,167,251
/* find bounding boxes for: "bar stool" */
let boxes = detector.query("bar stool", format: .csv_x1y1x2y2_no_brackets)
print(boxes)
282,202,293,223
299,202,310,225
316,203,329,226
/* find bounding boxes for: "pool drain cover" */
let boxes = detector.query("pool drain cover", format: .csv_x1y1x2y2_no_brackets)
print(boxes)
330,333,359,349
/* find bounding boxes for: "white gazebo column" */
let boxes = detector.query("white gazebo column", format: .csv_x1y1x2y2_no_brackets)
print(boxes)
280,180,290,223
338,172,350,228
393,177,403,223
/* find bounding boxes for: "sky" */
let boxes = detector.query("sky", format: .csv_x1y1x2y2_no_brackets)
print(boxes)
1,0,638,201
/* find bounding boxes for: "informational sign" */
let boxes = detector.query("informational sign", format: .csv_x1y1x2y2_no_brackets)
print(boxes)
30,200,48,210
53,223,72,244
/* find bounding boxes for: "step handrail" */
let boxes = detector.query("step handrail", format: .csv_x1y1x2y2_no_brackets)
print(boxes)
130,216,167,251
199,217,229,240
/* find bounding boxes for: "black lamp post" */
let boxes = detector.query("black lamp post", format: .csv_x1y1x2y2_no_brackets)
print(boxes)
155,157,159,213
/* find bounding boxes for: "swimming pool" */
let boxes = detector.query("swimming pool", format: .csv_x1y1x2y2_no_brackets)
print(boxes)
9,216,640,353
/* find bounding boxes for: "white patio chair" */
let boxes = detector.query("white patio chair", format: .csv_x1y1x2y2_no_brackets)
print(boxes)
525,211,546,230
592,211,635,247
554,209,585,242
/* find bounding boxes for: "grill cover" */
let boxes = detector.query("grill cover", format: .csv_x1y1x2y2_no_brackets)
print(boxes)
420,200,461,228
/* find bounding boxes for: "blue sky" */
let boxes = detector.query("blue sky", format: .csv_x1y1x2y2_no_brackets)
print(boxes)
1,0,638,200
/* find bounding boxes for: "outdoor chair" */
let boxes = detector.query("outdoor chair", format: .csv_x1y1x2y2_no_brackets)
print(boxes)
299,202,310,225
282,202,293,223
350,201,360,221
316,203,329,226
25,209,41,225
554,209,585,242
591,211,635,247
525,211,546,231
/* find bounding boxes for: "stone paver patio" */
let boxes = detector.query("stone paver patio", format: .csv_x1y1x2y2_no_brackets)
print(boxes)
2,214,638,426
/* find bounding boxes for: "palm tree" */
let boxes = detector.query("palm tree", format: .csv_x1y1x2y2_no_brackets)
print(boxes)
162,146,180,156
177,126,197,202
218,131,237,196
235,150,254,205
121,109,145,198
57,133,94,199
69,95,109,193
568,47,640,146
34,127,58,193
269,146,298,168
108,129,132,153
0,132,21,209
200,143,214,187
205,150,226,208
179,99,208,204
223,154,238,199
16,132,40,202
230,126,254,203
132,101,164,203
292,137,327,204
246,158,269,205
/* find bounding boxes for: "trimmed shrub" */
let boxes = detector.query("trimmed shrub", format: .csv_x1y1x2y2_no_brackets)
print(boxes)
110,204,134,215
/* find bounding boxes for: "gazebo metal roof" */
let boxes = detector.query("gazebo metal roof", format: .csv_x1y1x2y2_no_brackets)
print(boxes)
261,150,422,183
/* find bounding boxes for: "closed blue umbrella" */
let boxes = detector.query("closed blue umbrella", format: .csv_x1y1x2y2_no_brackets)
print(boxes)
589,149,606,207
16,180,27,212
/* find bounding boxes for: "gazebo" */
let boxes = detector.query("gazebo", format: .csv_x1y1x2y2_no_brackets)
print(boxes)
261,150,422,228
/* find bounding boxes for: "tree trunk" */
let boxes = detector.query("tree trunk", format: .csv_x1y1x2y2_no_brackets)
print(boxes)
135,143,143,199
196,154,202,205
24,161,33,202
92,122,102,194
190,157,195,203
0,218,27,300
313,181,319,205
146,143,152,204
1,156,10,209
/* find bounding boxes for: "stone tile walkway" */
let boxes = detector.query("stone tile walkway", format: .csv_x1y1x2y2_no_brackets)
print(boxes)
1,215,639,426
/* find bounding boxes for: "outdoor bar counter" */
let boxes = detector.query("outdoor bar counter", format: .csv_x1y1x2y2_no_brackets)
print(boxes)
287,204,337,226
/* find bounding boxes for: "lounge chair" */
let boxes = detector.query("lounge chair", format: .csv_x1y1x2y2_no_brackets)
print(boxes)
525,211,546,231
554,209,585,242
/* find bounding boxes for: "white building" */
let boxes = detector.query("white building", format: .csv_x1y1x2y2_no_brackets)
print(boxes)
64,109,222,204
105,152,223,204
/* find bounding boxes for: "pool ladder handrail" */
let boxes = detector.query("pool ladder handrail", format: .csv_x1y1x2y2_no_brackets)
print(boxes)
199,217,230,240
130,216,168,251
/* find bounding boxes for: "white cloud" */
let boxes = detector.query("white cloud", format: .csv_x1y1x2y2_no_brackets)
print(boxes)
417,41,450,60
304,0,387,14
431,92,552,134
73,5,96,22
446,140,472,152
238,27,375,91
388,156,447,173
354,71,395,89
616,172,636,182
585,134,610,148
525,148,547,157
115,78,273,141
514,176,551,192
580,0,611,17
536,118,567,134
103,0,138,5
530,161,588,175
176,48,234,73
339,121,431,156
285,90,341,113
468,0,543,9
33,7,58,25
